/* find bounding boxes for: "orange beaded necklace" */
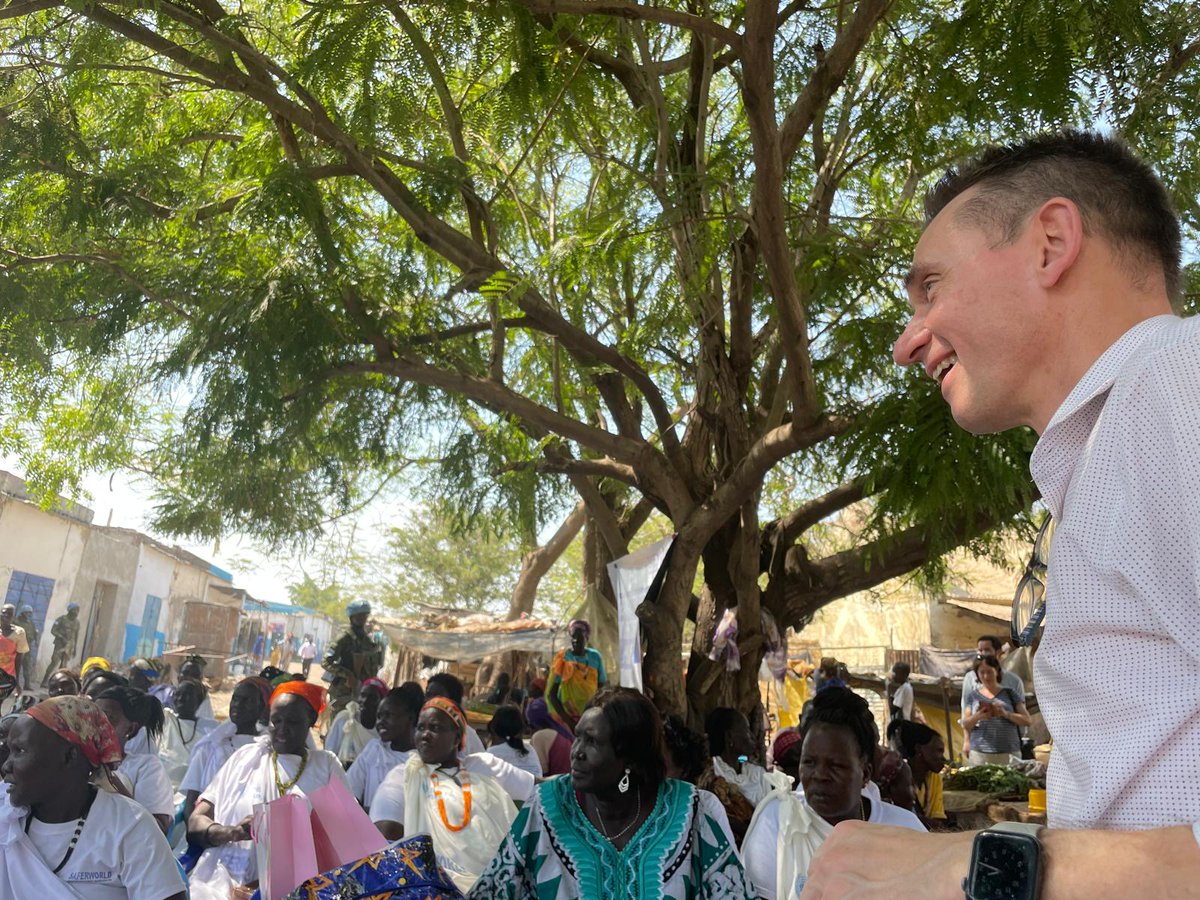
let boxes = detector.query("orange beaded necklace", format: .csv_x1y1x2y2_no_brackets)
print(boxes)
431,769,473,831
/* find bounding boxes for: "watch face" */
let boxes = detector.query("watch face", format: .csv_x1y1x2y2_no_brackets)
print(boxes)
966,833,1040,900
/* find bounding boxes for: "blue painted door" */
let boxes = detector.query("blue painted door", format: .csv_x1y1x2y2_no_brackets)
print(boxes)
4,571,55,640
137,594,163,657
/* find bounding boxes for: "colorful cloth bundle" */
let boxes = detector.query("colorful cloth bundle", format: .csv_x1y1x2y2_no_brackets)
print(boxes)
282,835,465,899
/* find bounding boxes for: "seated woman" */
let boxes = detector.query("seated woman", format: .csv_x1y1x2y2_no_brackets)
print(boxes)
370,696,535,892
662,714,710,784
0,696,186,898
325,677,388,766
486,704,543,778
159,679,219,789
347,682,423,810
46,669,82,698
179,677,271,824
82,668,127,699
963,653,1031,765
742,687,926,899
526,694,572,777
892,720,949,828
95,685,175,834
703,707,790,808
470,686,751,899
187,680,348,900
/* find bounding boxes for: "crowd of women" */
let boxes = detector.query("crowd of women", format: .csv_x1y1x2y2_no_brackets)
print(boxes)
0,634,963,899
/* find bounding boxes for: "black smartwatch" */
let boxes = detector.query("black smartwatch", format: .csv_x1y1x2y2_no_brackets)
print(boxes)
962,822,1043,900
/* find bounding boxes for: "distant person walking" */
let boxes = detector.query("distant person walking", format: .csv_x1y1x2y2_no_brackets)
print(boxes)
299,634,317,679
40,602,79,686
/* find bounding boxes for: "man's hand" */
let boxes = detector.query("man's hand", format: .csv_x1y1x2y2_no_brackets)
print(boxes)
800,822,973,899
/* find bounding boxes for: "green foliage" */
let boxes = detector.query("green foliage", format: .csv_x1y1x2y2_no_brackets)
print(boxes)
0,0,1196,643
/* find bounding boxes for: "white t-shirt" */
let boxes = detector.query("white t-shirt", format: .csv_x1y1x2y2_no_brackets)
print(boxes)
346,738,413,808
180,728,260,795
1030,315,1200,831
117,751,176,818
743,791,925,899
370,752,535,825
24,788,185,899
484,740,544,778
891,682,914,720
299,642,317,660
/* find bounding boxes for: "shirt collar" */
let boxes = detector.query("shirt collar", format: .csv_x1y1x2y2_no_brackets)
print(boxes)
1031,315,1179,518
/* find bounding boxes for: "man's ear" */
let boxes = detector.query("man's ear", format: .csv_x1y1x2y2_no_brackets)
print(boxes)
1032,197,1084,289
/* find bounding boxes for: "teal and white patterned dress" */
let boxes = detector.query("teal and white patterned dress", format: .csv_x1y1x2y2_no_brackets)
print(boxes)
468,776,755,899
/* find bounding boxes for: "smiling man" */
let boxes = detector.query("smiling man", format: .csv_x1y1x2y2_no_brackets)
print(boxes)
804,132,1200,899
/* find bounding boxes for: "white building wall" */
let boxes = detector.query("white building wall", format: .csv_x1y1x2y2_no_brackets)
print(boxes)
123,543,176,661
0,496,90,673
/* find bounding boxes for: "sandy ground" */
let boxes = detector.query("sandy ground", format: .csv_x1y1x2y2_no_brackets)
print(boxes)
205,662,328,720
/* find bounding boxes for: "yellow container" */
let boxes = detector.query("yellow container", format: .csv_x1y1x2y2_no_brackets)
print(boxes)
1027,788,1047,812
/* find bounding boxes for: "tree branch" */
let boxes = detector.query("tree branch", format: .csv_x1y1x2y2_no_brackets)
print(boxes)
779,0,893,163
780,502,1017,623
506,0,741,49
681,413,853,547
767,477,867,548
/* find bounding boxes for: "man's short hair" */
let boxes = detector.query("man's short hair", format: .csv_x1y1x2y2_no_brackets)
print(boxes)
977,635,1003,653
892,661,911,678
925,130,1182,302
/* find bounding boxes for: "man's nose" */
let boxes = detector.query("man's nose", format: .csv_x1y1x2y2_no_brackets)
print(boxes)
892,317,930,367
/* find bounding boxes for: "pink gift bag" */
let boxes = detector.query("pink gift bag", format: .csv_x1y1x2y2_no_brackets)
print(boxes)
308,777,389,871
251,793,320,900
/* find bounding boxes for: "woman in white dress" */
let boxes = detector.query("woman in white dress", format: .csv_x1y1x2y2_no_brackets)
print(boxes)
159,679,219,789
0,695,186,898
347,682,422,810
369,696,535,892
187,680,348,900
485,703,543,778
742,686,927,899
95,686,175,834
179,676,271,824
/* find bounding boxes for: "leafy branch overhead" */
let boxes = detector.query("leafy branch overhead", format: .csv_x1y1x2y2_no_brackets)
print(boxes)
0,0,1197,715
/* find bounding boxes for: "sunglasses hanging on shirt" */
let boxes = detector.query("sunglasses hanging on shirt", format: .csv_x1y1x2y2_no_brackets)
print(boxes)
1010,516,1054,648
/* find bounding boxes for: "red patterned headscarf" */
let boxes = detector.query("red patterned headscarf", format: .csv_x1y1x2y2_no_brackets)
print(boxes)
26,696,126,792
270,680,328,717
360,677,388,698
421,696,468,750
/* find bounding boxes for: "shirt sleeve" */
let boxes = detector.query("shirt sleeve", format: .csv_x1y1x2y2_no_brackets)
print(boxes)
179,744,212,794
369,767,406,824
134,755,177,817
118,800,188,899
741,795,780,900
13,627,28,654
346,751,369,804
472,752,535,803
591,649,608,685
927,773,945,819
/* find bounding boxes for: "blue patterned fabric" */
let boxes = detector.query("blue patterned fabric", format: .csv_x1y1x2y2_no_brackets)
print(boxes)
468,776,754,899
282,834,465,899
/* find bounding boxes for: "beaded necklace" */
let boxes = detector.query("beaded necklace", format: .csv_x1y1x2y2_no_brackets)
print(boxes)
431,767,472,831
25,786,96,874
272,748,308,795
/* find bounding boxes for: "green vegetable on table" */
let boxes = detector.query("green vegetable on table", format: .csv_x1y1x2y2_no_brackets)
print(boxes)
942,764,1035,797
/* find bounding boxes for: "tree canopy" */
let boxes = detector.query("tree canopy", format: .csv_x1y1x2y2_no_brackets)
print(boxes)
0,0,1197,716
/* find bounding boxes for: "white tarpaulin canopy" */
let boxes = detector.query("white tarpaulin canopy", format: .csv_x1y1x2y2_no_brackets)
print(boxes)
378,619,568,662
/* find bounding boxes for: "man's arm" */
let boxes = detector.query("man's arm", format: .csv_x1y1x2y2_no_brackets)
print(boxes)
800,822,1200,899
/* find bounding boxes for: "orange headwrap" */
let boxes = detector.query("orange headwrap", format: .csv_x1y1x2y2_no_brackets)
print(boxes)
270,680,327,717
422,696,468,750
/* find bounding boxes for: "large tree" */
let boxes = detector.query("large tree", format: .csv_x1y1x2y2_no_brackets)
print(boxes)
0,0,1196,719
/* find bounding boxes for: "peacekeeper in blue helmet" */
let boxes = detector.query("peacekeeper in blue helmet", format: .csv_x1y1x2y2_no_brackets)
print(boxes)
322,600,384,715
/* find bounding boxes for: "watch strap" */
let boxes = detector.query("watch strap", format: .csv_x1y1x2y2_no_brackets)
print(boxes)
988,821,1043,840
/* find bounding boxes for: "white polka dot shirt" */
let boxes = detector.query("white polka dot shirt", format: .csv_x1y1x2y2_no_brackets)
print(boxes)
1032,314,1200,833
